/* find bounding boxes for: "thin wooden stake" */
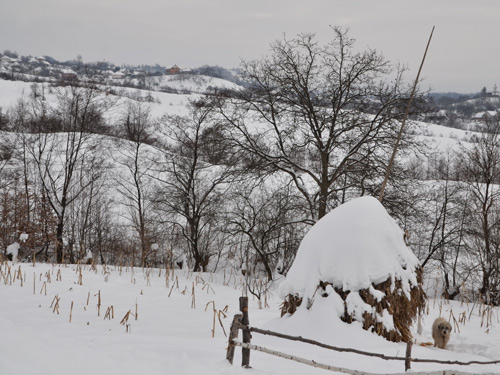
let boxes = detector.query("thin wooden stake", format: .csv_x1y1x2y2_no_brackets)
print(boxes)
405,342,412,371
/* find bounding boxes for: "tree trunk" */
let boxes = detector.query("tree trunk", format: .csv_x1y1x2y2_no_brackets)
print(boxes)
56,220,64,263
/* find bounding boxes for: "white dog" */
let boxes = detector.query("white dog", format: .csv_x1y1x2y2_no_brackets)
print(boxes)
432,317,451,349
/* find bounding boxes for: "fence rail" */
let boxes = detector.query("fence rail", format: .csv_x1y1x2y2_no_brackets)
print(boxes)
226,296,500,374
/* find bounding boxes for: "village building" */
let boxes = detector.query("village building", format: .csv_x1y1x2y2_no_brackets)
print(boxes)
165,65,180,75
61,69,77,81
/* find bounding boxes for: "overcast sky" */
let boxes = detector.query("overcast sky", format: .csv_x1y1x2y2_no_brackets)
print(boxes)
1,0,499,93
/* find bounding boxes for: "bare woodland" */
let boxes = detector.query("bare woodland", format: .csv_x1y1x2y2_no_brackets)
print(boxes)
1,29,500,305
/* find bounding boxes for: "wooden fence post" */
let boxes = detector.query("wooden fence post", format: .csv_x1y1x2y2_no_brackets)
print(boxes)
405,342,412,371
226,313,243,364
240,296,251,368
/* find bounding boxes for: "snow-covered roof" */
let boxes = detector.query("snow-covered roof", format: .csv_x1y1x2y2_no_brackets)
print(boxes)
472,111,498,119
279,196,420,299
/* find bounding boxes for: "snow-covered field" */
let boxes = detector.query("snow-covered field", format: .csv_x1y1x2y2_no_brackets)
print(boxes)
1,78,499,375
1,261,500,375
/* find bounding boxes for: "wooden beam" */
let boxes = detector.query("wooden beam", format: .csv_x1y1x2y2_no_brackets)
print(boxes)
232,340,498,375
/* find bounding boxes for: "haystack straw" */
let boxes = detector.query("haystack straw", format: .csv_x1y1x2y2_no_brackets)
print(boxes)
281,268,426,343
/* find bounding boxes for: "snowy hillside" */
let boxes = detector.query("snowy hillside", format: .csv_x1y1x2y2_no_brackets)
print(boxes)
146,73,243,94
0,79,478,153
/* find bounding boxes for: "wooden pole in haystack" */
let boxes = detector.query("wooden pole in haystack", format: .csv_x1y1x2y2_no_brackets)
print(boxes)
379,26,435,203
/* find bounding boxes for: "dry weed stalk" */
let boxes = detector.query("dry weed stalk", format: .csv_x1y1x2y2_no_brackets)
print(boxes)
202,283,215,294
69,301,74,323
264,294,270,309
196,275,205,285
448,309,460,333
56,269,62,281
168,283,176,298
51,295,60,314
104,306,114,320
33,273,36,295
459,311,467,324
5,266,12,285
191,283,196,309
40,281,47,295
135,300,138,321
481,305,494,330
205,301,228,338
96,290,101,316
86,292,90,306
120,310,135,325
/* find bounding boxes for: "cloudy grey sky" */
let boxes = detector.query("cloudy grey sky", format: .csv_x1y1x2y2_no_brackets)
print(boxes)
1,0,499,93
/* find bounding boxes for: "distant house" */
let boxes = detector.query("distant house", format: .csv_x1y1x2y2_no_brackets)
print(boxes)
61,69,77,81
426,109,448,123
111,71,126,79
472,111,498,122
165,65,180,75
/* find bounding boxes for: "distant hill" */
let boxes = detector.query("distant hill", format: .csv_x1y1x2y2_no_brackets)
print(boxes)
0,50,244,94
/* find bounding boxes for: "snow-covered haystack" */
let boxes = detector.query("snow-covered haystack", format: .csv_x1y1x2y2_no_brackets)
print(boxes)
278,196,426,343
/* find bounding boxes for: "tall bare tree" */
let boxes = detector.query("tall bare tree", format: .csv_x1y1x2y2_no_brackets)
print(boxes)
153,98,235,272
114,102,156,267
219,28,419,221
26,84,109,263
228,176,304,281
461,121,500,304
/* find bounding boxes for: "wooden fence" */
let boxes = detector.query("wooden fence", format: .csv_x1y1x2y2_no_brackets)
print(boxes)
226,297,500,375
